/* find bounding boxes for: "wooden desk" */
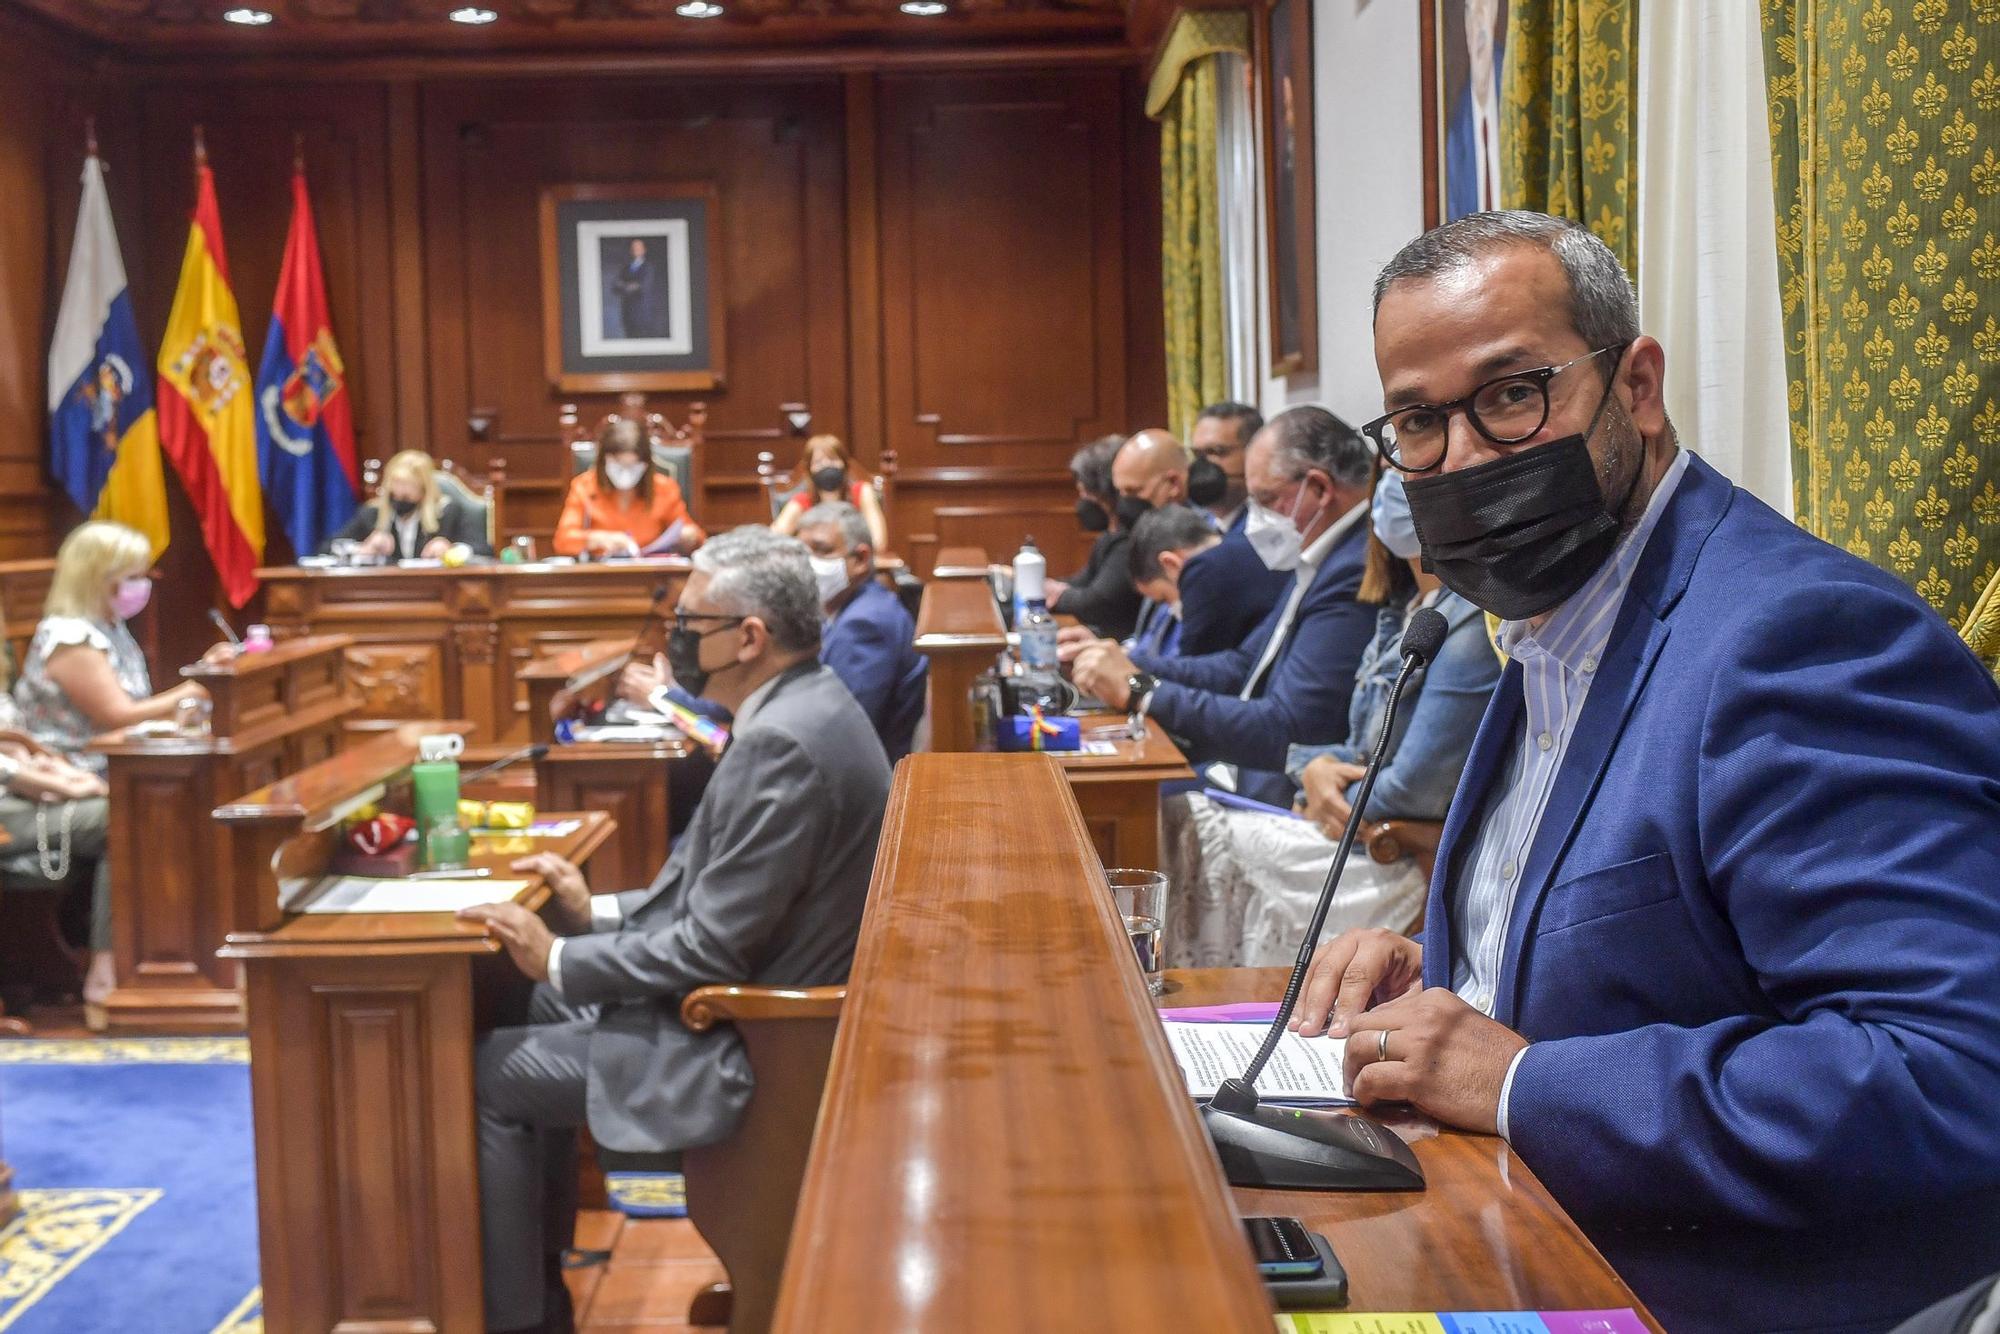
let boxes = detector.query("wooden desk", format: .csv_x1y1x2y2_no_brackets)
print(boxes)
218,734,612,1334
776,753,1276,1331
1167,968,1659,1325
536,739,711,895
930,546,992,580
911,579,1007,753
259,560,694,744
520,637,633,744
1055,714,1192,870
89,634,360,1033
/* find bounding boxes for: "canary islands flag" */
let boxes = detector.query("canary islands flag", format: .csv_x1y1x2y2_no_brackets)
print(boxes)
48,153,171,560
158,152,264,607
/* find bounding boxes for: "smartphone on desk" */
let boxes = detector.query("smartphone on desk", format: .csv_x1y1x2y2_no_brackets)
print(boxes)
1244,1216,1321,1278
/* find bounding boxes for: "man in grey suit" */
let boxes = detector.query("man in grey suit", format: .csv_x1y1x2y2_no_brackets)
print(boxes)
460,526,892,1333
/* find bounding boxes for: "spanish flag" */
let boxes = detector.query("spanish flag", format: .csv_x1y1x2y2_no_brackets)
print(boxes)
157,136,263,607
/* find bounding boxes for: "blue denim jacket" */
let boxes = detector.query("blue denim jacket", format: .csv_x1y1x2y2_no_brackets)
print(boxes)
1282,589,1498,821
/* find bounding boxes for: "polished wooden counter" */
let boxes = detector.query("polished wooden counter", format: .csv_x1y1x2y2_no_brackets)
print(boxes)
929,546,992,580
220,728,613,1333
911,578,1007,753
88,634,360,1032
258,559,694,743
1169,968,1660,1325
775,754,1275,1331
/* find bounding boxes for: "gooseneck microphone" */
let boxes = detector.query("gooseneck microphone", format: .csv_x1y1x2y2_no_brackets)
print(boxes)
1200,606,1449,1191
459,743,549,787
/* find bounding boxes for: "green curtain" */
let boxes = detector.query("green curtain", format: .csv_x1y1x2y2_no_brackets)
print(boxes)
1763,0,2000,626
1500,0,1640,278
1150,11,1248,442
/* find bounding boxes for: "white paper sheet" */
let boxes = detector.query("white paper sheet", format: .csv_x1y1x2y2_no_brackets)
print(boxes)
1162,1020,1354,1104
298,877,532,915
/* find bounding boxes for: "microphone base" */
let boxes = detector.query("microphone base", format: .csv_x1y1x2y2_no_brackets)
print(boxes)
1201,1101,1425,1192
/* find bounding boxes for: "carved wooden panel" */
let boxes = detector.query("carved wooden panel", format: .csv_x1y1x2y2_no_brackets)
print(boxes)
118,763,216,979
538,756,671,895
344,642,446,720
918,496,1091,580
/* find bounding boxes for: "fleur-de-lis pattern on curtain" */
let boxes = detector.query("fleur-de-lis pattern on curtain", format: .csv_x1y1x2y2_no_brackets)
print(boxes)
1500,0,1640,277
1763,0,2000,626
1149,11,1249,441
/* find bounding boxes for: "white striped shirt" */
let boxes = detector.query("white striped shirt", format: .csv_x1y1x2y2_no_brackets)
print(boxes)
1453,449,1692,1019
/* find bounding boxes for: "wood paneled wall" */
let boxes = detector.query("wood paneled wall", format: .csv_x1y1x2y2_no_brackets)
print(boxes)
7,46,1165,619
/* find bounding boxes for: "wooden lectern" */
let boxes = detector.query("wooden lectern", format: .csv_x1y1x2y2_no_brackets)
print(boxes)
217,724,612,1334
90,634,359,1033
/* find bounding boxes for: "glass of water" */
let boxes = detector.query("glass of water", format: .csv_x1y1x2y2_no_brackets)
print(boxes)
1105,868,1168,995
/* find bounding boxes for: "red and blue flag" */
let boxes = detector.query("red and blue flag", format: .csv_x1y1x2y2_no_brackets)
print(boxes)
254,164,359,557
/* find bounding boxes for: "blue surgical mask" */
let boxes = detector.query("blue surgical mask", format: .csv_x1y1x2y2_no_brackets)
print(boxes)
1371,471,1422,560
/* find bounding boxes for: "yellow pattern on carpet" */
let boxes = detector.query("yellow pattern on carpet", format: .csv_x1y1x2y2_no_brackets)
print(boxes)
0,1039,248,1066
210,1285,261,1334
0,1188,162,1331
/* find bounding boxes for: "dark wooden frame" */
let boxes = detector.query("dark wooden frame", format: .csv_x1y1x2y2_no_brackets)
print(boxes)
1420,1,1443,230
1255,0,1319,378
538,181,727,394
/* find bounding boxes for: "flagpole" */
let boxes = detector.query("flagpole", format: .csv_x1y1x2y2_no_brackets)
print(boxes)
84,115,98,160
192,123,207,170
293,131,305,178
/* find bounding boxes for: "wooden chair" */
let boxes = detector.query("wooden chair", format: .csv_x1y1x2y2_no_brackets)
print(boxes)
677,982,845,1334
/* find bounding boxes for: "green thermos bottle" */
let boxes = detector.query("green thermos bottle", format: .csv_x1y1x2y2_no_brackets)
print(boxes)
411,733,469,868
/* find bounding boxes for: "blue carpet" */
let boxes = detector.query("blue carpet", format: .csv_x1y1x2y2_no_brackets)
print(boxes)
0,1039,260,1334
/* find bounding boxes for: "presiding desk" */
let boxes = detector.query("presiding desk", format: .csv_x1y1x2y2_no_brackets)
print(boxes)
778,754,1657,1331
217,725,613,1334
88,634,359,1032
259,559,695,743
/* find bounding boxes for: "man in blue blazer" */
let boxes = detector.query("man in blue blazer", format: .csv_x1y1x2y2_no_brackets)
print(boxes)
1073,408,1379,806
797,502,927,763
1293,212,2000,1333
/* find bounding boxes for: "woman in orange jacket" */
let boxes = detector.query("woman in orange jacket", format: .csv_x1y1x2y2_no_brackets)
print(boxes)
552,419,706,558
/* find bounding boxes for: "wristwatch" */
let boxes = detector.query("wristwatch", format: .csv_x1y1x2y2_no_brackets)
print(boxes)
1124,670,1159,714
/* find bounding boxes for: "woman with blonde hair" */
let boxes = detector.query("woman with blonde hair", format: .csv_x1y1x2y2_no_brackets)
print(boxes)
771,435,888,549
322,449,491,559
10,520,229,1018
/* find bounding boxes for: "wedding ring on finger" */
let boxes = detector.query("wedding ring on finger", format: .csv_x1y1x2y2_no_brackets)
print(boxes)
1377,1028,1391,1063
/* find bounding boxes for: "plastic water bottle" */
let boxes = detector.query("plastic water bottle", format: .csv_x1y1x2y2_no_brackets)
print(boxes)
1012,542,1062,708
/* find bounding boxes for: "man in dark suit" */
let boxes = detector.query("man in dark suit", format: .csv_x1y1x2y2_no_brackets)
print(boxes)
1048,434,1144,639
797,500,927,763
459,527,892,1332
1295,212,2000,1334
1073,408,1379,806
1188,400,1262,529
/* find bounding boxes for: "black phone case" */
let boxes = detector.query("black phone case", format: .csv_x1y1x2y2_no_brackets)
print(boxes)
1265,1232,1348,1311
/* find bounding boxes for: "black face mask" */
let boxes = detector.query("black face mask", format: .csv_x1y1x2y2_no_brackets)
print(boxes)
1075,497,1110,533
1114,493,1153,531
666,622,738,699
390,497,419,519
811,466,847,495
1187,456,1228,508
1402,378,1640,621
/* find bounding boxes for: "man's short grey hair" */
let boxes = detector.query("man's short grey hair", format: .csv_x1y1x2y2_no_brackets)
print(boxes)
797,501,872,553
1068,434,1123,501
1262,406,1373,490
691,527,822,654
1372,210,1641,355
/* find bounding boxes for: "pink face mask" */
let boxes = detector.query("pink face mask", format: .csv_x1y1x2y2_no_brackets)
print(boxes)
110,576,153,621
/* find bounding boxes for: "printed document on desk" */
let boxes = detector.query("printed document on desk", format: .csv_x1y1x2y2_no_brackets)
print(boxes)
299,877,532,914
1163,1020,1353,1104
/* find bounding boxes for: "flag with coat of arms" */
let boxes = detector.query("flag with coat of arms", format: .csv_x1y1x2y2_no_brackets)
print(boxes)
157,136,264,608
255,159,360,557
47,146,172,560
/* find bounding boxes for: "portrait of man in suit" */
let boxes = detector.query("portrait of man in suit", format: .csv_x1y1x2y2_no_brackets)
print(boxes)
601,235,670,341
1441,0,1507,221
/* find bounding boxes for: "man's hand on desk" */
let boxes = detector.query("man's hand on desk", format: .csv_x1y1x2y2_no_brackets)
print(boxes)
1072,641,1137,709
1043,576,1071,604
1056,625,1109,666
1292,927,1424,1037
1341,989,1527,1136
458,902,555,983
512,852,592,934
618,652,669,707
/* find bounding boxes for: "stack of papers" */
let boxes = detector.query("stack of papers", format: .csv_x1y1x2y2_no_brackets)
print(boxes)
1161,1018,1353,1105
1278,1313,1648,1334
299,877,531,914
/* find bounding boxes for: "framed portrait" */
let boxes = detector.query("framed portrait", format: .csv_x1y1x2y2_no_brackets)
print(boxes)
1422,0,1509,228
539,182,726,394
1257,0,1319,378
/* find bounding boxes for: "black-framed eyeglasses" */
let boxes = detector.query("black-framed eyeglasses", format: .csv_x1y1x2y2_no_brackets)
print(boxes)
672,610,745,636
1362,344,1629,474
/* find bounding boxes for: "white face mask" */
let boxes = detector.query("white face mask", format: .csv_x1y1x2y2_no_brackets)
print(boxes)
1245,479,1324,572
810,554,851,606
605,459,648,492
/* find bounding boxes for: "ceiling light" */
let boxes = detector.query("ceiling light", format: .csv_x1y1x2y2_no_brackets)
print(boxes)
448,6,497,22
222,7,273,23
675,1,723,16
900,0,947,13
